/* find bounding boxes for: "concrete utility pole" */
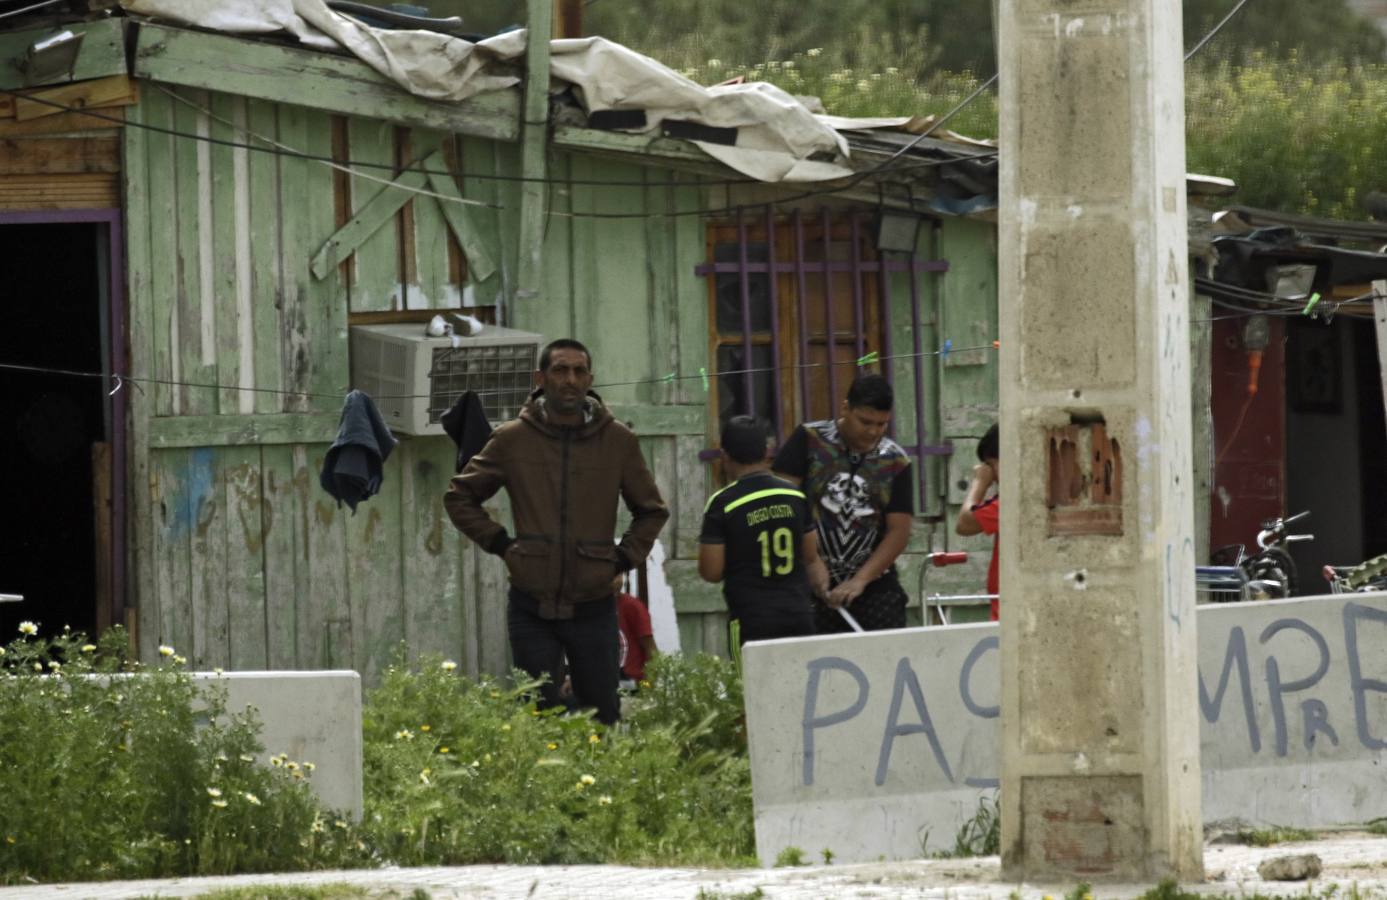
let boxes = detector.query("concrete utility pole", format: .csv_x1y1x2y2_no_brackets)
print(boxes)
996,0,1204,883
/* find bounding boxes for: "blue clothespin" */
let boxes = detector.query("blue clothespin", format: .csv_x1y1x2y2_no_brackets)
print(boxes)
940,339,953,361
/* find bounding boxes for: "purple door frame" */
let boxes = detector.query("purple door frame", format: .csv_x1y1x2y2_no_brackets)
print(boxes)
0,208,127,632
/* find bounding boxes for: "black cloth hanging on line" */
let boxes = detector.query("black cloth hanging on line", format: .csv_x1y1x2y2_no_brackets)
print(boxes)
320,390,398,513
439,390,492,474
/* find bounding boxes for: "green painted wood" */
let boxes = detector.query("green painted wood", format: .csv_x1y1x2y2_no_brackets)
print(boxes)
300,114,350,413
346,454,404,684
400,439,465,663
676,615,703,655
475,498,511,676
583,157,651,408
260,445,302,668
514,0,551,324
552,126,715,167
146,413,341,448
664,559,725,613
143,89,179,417
672,174,711,408
673,433,708,560
645,436,677,562
132,24,520,141
701,613,730,659
276,101,314,412
302,444,351,669
606,403,705,436
247,98,285,416
491,142,524,318
567,154,599,349
187,447,228,668
150,449,194,658
457,135,504,306
209,91,245,415
123,97,160,659
311,156,431,282
345,117,402,312
426,166,499,286
222,445,269,669
406,131,451,309
172,88,217,416
458,542,481,676
643,169,677,406
536,150,573,337
0,18,127,90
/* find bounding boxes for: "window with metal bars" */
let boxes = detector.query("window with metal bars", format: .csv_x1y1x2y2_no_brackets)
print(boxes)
697,206,949,513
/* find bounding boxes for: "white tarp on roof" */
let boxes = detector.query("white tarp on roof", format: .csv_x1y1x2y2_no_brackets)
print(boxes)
120,0,855,181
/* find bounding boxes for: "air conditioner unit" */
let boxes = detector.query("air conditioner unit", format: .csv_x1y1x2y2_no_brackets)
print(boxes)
349,322,543,436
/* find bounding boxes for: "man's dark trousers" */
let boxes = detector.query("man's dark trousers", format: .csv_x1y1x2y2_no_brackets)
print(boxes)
507,587,621,724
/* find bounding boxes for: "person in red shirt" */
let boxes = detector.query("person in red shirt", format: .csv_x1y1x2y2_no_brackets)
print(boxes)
955,424,1000,620
613,574,656,682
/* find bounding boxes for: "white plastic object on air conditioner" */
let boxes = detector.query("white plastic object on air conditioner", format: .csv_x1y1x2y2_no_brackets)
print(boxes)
349,322,543,435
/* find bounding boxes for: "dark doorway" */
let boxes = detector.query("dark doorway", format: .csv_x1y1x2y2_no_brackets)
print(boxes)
1285,315,1387,591
0,223,107,641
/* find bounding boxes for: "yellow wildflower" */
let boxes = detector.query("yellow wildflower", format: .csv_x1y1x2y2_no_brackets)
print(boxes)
304,762,316,772
500,723,511,732
173,655,187,666
286,761,299,771
158,645,175,657
4,836,14,844
239,754,255,763
47,661,60,671
312,819,325,833
18,621,37,636
420,724,431,732
639,680,651,690
270,757,283,767
32,662,41,672
588,734,600,744
547,742,558,751
439,747,450,754
207,787,222,798
598,795,612,806
580,774,596,786
243,792,261,806
441,660,457,672
80,644,96,653
211,799,228,809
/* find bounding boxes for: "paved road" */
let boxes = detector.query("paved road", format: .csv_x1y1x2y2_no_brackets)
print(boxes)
4,835,1387,899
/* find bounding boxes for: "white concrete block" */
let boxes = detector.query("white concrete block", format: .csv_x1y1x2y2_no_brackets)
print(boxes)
743,592,1387,866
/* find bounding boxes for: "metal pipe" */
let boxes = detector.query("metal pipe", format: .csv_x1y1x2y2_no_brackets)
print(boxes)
794,209,810,419
850,214,865,360
909,241,927,513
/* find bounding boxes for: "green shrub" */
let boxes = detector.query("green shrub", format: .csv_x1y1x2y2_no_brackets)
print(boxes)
0,625,363,884
359,651,755,868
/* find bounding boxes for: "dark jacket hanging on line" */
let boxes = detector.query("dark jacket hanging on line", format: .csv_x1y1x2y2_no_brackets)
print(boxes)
320,390,398,513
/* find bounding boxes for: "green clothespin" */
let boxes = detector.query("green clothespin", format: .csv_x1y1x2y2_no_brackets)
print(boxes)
699,367,709,391
662,372,676,384
856,350,879,367
1302,292,1322,316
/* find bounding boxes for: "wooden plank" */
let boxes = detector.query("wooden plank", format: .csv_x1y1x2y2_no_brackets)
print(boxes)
410,130,456,308
673,174,711,407
0,172,118,208
426,166,499,284
92,442,113,635
645,437,677,563
151,449,195,659
0,136,120,174
277,101,314,412
0,18,127,91
344,116,403,312
300,110,349,414
458,135,506,308
133,23,520,141
302,444,351,669
261,445,301,668
644,168,676,405
701,613,729,659
143,89,179,416
0,107,123,137
223,445,268,668
475,494,511,676
247,98,284,416
147,412,341,448
673,433,708,560
345,453,404,684
173,88,216,416
553,125,715,167
400,438,466,663
512,0,550,326
607,403,706,436
458,542,481,676
188,447,229,669
14,74,138,121
208,92,244,414
123,95,159,660
311,155,432,281
664,559,726,613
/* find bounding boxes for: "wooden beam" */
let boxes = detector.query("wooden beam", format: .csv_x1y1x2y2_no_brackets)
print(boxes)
515,0,552,316
0,107,123,137
0,18,127,91
1373,281,1387,435
0,135,120,174
12,74,139,121
425,167,500,284
133,23,521,143
310,152,437,280
146,413,342,448
0,172,117,209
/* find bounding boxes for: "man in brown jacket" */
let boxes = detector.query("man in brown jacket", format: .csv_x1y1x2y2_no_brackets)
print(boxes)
443,339,669,724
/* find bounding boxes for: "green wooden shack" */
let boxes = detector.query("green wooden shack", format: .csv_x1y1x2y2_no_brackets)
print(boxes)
0,5,1011,679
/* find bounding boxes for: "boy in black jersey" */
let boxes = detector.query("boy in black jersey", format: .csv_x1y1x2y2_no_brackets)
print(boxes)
698,416,830,644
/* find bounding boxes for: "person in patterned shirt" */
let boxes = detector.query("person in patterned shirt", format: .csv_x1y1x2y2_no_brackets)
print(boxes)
773,374,914,632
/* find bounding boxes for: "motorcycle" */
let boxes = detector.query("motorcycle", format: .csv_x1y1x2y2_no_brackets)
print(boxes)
1196,510,1313,602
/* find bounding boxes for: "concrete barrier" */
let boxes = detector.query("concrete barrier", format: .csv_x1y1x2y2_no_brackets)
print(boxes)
194,671,363,820
743,591,1387,866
